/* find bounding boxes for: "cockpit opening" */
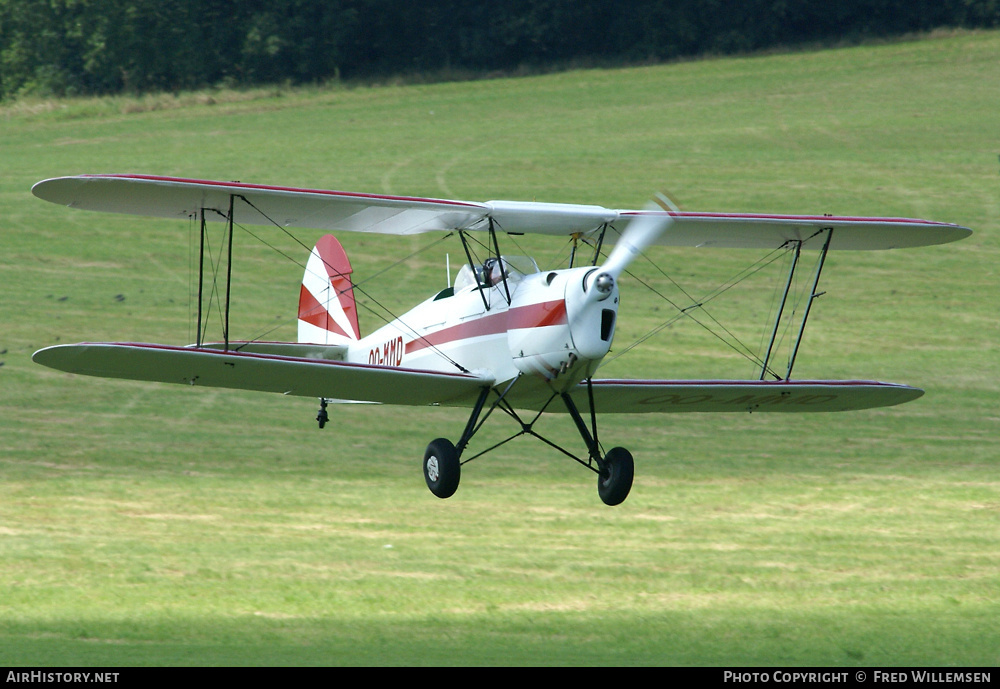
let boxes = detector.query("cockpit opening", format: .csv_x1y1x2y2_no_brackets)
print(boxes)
453,255,540,292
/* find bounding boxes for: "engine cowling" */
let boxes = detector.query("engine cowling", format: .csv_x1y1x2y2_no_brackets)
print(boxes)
508,267,619,389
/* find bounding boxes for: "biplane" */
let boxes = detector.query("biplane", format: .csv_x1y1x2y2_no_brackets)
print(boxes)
31,174,971,505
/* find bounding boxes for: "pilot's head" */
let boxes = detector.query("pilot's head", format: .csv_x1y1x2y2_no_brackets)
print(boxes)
483,257,500,286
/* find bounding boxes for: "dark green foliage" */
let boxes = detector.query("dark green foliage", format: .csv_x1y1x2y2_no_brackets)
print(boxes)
2,0,998,99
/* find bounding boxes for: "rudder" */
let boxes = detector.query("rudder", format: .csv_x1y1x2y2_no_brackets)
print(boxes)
298,235,361,344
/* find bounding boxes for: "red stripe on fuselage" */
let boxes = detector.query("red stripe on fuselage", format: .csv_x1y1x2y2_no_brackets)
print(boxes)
406,299,567,355
509,298,567,330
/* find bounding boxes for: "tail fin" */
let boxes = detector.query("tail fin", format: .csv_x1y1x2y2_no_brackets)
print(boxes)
298,235,361,344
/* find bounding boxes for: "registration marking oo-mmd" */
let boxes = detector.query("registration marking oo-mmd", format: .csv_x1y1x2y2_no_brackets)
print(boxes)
369,335,404,366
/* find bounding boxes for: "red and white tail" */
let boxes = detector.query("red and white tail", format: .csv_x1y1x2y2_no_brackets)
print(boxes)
298,235,361,344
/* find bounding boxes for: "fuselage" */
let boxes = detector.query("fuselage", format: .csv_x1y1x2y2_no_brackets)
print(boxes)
344,259,620,393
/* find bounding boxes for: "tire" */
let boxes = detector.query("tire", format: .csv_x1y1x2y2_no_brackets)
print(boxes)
423,438,461,499
597,447,634,506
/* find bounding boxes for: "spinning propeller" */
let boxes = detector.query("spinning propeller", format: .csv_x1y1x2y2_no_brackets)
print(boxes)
588,192,677,299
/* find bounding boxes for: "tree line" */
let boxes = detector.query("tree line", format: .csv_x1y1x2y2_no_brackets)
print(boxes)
2,0,997,100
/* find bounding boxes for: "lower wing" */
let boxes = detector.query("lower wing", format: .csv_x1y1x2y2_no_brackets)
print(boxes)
560,379,923,413
32,342,493,406
33,343,921,413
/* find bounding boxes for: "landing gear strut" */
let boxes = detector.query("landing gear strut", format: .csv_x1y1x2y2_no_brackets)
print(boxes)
419,380,635,505
561,389,634,506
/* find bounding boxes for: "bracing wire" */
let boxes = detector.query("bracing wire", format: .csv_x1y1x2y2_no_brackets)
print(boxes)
192,208,235,345
219,195,471,373
600,241,794,377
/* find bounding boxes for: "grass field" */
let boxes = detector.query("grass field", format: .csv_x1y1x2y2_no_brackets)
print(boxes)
1,30,998,666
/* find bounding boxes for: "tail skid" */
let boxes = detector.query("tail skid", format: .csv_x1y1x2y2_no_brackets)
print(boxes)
298,235,361,345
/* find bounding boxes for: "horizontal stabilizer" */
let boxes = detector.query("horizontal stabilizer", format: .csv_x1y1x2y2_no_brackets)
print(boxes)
558,379,924,414
33,343,492,406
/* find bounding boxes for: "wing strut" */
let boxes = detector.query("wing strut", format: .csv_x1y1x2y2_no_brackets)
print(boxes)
759,240,802,379
759,228,833,380
193,192,238,350
490,219,513,305
567,223,608,269
591,224,608,266
196,209,206,346
786,227,832,380
458,230,489,311
223,193,235,350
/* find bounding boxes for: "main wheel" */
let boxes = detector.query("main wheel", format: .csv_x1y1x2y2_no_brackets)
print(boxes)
423,438,461,499
597,447,634,506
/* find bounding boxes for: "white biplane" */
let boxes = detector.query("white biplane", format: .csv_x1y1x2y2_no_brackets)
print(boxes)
31,174,971,505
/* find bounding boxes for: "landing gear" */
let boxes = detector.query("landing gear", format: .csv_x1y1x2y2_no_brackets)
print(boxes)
423,437,461,499
561,388,634,506
597,447,634,506
419,381,636,505
316,398,329,429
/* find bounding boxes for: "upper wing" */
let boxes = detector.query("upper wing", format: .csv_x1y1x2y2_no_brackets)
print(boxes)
611,211,972,251
32,174,488,236
558,379,924,413
32,342,493,406
33,174,971,250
